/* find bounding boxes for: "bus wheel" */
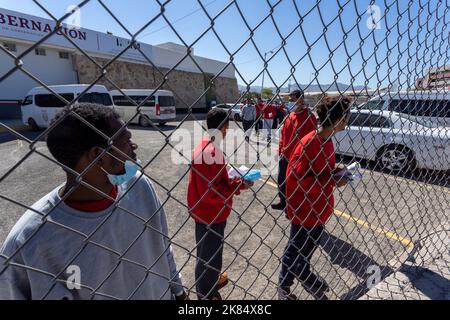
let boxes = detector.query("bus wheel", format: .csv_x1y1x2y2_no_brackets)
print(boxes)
139,116,151,127
28,118,39,131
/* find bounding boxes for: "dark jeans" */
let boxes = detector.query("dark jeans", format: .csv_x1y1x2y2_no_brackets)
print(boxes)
255,119,263,133
243,119,254,138
195,221,226,299
277,156,288,206
279,224,324,288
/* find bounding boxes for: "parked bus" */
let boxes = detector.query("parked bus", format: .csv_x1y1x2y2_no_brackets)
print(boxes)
21,84,113,129
110,89,176,127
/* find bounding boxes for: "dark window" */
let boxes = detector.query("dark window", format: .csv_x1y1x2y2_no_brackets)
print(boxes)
113,95,155,107
158,96,175,107
59,52,70,59
35,48,46,56
390,99,449,118
35,94,74,108
349,113,369,126
361,100,384,110
22,95,33,106
78,93,112,106
3,42,16,52
348,113,391,128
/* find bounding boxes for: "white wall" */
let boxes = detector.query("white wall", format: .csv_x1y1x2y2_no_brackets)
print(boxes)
0,42,78,100
152,45,235,79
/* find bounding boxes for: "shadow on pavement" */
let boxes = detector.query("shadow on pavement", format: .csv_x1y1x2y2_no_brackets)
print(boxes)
398,264,450,300
319,231,394,300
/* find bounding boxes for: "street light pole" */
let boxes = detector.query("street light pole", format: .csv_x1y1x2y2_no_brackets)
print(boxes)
261,50,274,99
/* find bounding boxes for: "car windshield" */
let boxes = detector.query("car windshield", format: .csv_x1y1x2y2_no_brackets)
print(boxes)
358,99,384,110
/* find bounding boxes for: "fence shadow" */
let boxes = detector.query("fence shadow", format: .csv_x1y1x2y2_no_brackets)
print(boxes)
319,231,394,300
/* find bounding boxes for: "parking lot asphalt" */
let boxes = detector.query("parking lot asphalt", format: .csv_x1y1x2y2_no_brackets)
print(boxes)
0,119,448,300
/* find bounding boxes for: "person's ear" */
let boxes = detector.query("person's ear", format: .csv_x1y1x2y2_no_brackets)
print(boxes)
87,147,105,166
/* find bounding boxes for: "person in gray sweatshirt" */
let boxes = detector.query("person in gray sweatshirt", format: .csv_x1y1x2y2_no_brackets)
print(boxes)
0,103,188,300
241,98,257,142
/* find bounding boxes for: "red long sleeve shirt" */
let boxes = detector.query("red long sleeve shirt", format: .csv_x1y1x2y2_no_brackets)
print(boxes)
279,108,318,160
285,131,336,227
263,104,277,119
187,138,246,224
256,102,265,117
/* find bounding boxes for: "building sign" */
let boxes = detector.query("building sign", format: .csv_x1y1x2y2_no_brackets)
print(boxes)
0,8,152,62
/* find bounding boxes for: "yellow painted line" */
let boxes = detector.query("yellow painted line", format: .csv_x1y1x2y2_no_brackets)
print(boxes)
263,180,278,188
362,169,450,196
260,178,414,248
334,210,414,248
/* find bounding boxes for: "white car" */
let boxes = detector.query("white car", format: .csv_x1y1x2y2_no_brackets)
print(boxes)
212,103,243,121
334,110,450,172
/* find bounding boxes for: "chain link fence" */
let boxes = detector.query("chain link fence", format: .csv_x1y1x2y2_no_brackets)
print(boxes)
0,0,449,300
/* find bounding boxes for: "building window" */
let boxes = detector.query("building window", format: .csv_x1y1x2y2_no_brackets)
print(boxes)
35,48,46,56
59,52,70,59
3,42,17,52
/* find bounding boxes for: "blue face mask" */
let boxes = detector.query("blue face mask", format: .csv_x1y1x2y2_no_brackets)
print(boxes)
102,160,141,186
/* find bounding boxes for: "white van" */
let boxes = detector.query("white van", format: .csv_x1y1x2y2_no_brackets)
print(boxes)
358,90,450,127
21,84,113,129
110,89,176,126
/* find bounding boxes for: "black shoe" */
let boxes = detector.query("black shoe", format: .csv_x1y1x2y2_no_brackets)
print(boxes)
271,202,286,211
299,273,330,294
278,287,298,300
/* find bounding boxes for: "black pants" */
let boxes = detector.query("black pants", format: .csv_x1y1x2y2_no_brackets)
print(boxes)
279,224,324,288
195,221,226,299
277,156,288,206
255,119,263,133
243,120,254,138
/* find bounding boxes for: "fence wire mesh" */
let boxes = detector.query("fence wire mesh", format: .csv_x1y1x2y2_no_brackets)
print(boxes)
0,0,449,300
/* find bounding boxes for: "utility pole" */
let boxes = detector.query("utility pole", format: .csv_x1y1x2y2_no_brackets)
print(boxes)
261,50,274,99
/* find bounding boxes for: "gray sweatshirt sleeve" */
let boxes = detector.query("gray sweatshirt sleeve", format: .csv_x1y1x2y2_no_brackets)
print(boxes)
158,205,184,297
0,241,31,300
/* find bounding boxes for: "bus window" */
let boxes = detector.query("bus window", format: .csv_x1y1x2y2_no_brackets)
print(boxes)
113,95,155,107
78,93,112,106
35,94,74,108
158,96,175,107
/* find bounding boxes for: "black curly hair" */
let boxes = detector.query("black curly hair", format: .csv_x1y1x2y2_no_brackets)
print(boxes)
46,103,121,169
316,96,352,127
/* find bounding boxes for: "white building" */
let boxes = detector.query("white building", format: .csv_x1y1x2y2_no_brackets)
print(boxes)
0,8,238,110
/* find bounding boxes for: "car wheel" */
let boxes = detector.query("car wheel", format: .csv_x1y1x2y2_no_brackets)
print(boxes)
28,118,39,131
376,144,416,173
139,115,151,127
234,114,241,121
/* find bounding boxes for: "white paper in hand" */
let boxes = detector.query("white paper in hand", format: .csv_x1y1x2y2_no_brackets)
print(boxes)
336,162,364,182
228,165,262,182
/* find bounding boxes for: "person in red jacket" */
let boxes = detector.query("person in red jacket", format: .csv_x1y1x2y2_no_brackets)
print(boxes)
262,102,277,142
272,90,318,211
188,108,253,300
278,96,352,300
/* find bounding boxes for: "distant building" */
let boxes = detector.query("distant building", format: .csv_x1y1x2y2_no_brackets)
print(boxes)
416,65,450,90
0,8,239,113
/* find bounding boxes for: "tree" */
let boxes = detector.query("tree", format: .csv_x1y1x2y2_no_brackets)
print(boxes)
244,91,260,100
262,87,273,99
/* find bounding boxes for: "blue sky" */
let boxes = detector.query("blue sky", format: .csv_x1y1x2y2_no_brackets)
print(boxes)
1,0,448,90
